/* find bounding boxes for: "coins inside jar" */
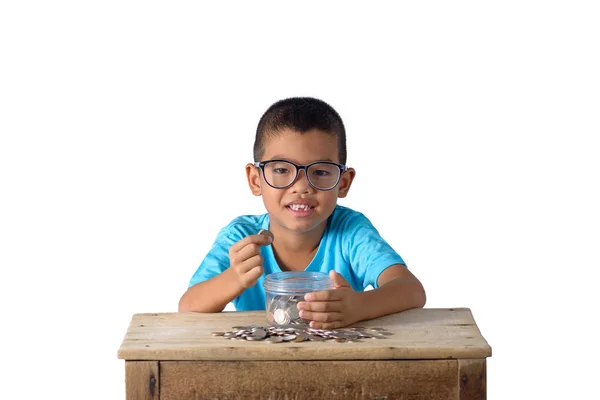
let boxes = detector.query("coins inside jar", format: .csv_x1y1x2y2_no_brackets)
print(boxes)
211,325,393,343
267,294,306,326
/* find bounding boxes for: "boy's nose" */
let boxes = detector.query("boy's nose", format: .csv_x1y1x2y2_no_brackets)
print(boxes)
290,169,312,193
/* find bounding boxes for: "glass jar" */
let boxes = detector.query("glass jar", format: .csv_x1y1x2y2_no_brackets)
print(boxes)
263,271,334,327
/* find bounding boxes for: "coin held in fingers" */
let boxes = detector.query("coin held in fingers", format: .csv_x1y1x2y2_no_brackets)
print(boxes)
258,229,274,241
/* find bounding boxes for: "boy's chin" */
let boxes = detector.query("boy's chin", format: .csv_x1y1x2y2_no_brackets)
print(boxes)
283,218,328,235
268,213,325,234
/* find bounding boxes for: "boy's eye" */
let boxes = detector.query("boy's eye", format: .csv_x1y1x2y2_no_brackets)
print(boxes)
273,168,290,174
312,169,330,176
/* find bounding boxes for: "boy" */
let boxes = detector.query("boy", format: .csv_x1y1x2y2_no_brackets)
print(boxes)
179,97,426,329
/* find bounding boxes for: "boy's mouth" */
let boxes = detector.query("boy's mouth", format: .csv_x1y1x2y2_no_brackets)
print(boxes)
286,202,315,217
287,204,313,211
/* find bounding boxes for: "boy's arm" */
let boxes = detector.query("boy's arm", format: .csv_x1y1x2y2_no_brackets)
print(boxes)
179,233,273,313
178,268,244,313
299,265,426,329
357,264,426,321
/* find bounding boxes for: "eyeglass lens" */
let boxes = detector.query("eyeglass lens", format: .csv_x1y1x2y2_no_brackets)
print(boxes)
263,161,340,189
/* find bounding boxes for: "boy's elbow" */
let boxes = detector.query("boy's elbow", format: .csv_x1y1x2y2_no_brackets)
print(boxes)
178,295,192,312
178,289,200,312
178,290,224,313
417,290,427,308
414,283,427,308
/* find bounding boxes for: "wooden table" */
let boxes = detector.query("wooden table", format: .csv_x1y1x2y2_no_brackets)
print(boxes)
117,308,491,399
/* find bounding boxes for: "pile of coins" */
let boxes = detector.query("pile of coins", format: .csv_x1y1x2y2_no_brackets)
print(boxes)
267,294,306,326
211,325,393,343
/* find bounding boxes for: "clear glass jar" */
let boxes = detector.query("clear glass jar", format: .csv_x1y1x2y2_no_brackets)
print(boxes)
263,271,334,327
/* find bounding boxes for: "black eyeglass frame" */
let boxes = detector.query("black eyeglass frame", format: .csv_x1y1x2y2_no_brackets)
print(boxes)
253,159,349,191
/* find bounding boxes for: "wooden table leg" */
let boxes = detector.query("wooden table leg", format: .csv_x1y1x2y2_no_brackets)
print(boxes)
125,361,159,400
459,359,486,400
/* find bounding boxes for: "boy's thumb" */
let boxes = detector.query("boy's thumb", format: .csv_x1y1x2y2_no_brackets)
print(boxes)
330,270,350,288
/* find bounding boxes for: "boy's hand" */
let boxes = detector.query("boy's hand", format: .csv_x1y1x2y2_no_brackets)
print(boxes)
297,270,363,329
228,231,273,289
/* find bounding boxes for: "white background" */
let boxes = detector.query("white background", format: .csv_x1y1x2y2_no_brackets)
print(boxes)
1,1,598,399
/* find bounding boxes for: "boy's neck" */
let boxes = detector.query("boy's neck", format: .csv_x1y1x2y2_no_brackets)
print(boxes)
270,222,326,271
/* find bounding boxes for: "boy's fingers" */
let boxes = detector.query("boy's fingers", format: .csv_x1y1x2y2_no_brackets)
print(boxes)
230,233,273,253
234,242,263,263
245,265,264,283
237,254,262,274
299,310,343,323
297,301,341,313
304,290,340,302
309,320,343,330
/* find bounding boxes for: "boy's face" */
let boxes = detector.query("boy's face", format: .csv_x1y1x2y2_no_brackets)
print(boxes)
246,128,355,236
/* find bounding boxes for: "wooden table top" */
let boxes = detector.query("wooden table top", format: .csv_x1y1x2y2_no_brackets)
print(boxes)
117,308,491,361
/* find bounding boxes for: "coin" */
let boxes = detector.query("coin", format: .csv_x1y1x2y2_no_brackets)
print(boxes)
293,334,308,342
213,325,393,344
258,229,274,241
267,294,309,327
278,334,294,342
273,309,288,325
287,305,300,320
247,329,267,340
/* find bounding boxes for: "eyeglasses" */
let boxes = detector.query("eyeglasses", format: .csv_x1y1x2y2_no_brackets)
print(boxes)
253,159,348,191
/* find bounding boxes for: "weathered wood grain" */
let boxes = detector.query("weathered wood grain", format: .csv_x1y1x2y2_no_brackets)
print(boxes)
117,308,492,361
459,358,486,400
125,361,159,400
160,360,458,400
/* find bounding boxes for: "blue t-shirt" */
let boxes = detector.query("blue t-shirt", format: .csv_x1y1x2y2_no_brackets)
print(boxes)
188,205,405,311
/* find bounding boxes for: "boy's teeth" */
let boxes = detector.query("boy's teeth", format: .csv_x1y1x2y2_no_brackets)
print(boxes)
289,204,312,211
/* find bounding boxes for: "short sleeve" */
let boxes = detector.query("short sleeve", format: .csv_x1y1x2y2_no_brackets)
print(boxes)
344,212,405,289
188,228,242,288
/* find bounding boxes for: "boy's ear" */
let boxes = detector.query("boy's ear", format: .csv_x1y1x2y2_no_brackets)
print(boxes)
337,167,356,198
246,163,262,196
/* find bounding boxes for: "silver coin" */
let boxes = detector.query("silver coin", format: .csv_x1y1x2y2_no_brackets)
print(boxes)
215,325,392,342
280,334,297,341
247,330,266,340
264,336,283,343
293,334,309,342
273,309,288,325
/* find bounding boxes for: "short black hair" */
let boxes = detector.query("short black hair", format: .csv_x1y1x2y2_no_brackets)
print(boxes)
253,97,347,164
